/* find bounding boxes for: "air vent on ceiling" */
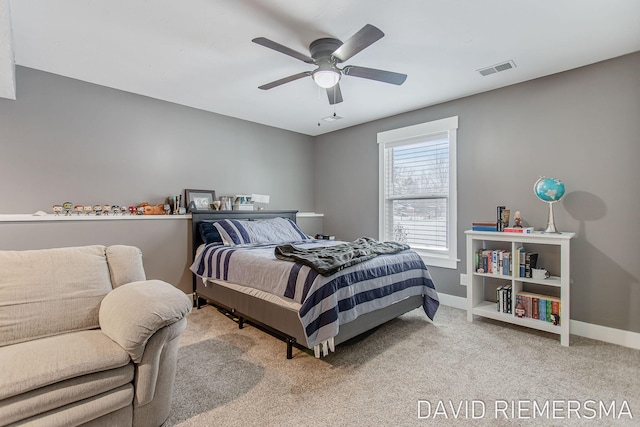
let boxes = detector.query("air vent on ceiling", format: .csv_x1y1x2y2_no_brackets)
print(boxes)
478,60,517,76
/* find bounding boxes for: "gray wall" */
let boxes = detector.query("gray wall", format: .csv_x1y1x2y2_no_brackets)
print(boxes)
1,53,639,334
314,52,640,333
0,66,315,292
1,67,315,213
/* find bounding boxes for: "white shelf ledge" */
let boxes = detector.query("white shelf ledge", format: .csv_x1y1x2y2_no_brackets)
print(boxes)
0,214,192,222
296,212,324,218
1,211,320,222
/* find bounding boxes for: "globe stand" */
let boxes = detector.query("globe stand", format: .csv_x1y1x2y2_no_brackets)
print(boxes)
544,201,559,233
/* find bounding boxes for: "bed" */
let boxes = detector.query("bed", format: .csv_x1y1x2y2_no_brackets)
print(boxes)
190,210,439,358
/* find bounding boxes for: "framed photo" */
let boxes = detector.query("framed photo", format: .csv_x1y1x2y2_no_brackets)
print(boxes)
185,189,216,212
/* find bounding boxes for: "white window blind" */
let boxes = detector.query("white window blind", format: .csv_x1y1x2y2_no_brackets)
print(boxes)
378,116,458,269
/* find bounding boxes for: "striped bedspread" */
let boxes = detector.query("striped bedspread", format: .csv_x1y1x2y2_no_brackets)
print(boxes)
190,240,439,352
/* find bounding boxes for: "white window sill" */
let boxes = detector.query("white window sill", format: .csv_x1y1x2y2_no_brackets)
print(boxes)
417,252,459,269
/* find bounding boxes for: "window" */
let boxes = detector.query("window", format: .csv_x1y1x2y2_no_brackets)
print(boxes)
378,116,458,269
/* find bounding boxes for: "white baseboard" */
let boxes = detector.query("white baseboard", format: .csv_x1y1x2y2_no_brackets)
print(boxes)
439,295,640,350
438,293,467,310
569,319,640,350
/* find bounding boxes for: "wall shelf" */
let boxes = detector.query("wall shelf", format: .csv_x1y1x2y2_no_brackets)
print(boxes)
0,214,192,222
0,211,320,223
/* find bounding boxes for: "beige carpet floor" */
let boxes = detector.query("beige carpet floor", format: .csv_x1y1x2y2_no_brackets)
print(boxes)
164,304,639,426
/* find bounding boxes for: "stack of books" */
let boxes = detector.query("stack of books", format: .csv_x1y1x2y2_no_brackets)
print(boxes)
497,284,512,314
514,292,561,325
471,221,498,232
475,248,538,278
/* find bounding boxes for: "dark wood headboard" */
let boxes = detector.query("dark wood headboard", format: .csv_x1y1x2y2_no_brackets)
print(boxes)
191,209,298,254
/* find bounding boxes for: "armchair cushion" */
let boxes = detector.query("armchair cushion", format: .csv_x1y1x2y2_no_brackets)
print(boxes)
106,245,146,288
0,245,112,347
0,330,131,401
99,280,192,363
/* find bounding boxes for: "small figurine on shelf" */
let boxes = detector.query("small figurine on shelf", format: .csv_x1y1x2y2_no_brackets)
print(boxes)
111,205,120,215
62,202,73,216
52,205,63,215
128,206,137,215
83,205,93,215
513,211,523,228
120,206,128,215
164,204,171,215
102,204,111,216
93,205,102,216
74,205,84,215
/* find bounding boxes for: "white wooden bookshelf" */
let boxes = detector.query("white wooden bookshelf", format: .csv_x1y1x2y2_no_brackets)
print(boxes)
465,230,575,346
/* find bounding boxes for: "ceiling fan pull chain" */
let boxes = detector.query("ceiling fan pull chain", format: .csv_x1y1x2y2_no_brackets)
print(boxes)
333,86,337,116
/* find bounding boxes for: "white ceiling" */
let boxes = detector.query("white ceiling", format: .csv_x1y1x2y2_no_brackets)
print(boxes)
1,0,639,136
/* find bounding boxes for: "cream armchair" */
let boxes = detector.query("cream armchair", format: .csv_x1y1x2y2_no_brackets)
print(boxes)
0,245,192,427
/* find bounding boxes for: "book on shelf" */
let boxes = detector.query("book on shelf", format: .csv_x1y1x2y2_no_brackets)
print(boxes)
504,227,534,233
518,247,526,277
532,296,539,319
524,252,538,278
515,293,524,317
496,206,506,232
502,251,511,275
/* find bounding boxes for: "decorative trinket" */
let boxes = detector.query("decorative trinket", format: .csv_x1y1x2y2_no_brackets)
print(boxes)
62,202,73,216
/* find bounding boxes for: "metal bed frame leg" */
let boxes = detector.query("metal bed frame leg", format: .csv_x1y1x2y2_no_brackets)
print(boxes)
194,294,208,309
286,338,295,359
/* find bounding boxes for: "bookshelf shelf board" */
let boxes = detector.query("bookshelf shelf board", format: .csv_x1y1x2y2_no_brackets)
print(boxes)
516,276,562,287
474,272,512,281
472,302,560,334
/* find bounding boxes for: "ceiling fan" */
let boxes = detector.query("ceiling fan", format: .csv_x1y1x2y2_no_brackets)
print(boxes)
252,24,407,105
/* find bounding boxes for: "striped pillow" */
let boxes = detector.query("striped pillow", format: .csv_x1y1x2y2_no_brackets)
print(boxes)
213,217,310,246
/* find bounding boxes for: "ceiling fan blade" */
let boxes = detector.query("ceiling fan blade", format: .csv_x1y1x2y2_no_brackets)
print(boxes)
258,71,312,90
252,37,315,64
332,24,384,62
326,83,343,105
343,65,407,85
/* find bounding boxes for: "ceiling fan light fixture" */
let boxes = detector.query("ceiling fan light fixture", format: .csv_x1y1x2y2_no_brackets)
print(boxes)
312,69,340,88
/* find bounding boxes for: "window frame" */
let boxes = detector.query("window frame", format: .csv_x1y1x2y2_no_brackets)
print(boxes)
378,116,459,269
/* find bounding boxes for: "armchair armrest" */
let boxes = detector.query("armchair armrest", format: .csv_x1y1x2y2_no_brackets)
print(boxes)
99,280,192,363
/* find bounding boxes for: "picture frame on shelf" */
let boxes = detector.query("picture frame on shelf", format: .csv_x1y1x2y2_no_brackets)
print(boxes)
185,189,216,212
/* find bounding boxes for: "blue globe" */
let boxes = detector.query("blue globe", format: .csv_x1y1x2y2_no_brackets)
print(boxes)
534,177,565,203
